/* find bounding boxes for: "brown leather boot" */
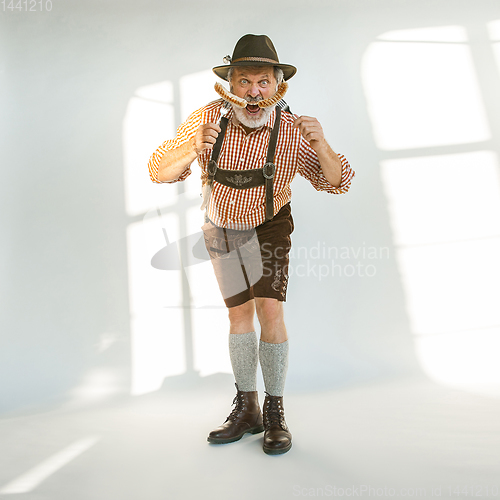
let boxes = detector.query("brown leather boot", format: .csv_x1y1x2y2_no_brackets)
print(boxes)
207,384,264,444
262,392,292,455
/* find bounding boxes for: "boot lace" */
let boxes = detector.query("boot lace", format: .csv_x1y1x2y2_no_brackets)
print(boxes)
226,392,246,422
264,392,286,429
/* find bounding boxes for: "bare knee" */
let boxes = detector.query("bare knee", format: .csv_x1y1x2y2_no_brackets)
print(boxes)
228,300,255,333
255,298,283,327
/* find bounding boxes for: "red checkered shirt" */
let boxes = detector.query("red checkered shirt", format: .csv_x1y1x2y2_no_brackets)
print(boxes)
148,99,355,228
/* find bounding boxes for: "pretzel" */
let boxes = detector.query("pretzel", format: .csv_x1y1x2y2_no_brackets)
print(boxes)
214,81,289,109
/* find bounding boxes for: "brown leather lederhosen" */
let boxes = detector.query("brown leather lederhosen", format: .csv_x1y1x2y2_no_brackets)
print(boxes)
206,106,281,222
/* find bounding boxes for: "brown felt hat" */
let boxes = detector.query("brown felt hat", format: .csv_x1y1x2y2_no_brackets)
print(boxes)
212,34,297,82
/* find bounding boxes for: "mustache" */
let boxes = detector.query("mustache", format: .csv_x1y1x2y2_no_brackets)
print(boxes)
244,96,263,104
227,86,263,104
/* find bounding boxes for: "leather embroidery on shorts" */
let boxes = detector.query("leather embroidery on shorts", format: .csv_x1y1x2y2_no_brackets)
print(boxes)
271,269,282,292
281,271,289,297
271,268,289,297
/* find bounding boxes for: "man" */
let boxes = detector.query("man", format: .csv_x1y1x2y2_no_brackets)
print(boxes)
148,34,354,455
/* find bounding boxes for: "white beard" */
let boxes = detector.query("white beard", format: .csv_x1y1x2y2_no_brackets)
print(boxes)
231,103,275,129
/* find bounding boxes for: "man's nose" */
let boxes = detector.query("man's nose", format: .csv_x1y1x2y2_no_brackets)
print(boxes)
246,83,261,98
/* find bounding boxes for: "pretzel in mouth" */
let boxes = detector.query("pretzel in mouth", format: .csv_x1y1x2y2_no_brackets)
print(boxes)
214,81,289,110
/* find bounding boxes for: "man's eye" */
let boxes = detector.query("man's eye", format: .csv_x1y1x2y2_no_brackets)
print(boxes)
261,80,269,86
240,80,248,85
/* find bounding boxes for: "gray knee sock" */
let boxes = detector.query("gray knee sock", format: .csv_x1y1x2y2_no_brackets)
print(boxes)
259,339,289,397
229,331,258,392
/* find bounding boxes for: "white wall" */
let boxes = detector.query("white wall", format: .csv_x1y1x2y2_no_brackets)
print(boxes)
2,0,500,414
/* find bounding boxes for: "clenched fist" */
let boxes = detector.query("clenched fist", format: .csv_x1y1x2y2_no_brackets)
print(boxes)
292,115,327,152
193,122,222,155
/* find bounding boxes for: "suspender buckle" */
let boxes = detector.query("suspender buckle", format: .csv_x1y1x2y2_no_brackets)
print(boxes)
262,162,276,180
207,160,218,177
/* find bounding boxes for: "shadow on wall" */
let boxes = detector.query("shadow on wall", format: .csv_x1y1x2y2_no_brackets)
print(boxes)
2,0,500,416
124,21,500,399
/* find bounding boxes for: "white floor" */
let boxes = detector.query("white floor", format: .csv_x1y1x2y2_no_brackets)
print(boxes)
1,375,499,500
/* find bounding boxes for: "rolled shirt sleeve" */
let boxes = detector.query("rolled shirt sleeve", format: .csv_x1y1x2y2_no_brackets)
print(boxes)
297,136,355,194
147,107,204,184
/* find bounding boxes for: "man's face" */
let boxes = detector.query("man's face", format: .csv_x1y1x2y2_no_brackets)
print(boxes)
229,66,277,128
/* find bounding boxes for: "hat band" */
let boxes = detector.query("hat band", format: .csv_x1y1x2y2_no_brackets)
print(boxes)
232,56,279,64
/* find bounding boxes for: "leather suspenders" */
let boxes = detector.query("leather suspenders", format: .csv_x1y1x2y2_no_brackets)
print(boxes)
206,106,282,222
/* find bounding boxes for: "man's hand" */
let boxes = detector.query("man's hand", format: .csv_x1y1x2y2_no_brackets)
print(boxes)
293,115,343,188
193,122,222,155
292,115,327,152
